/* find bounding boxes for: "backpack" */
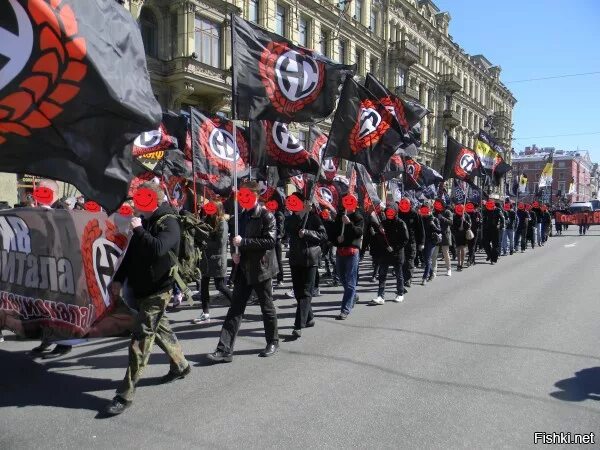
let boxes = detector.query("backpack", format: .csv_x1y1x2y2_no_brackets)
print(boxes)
157,213,211,303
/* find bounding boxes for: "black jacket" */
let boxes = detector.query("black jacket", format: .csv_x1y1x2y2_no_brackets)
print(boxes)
372,217,409,264
285,211,327,267
330,211,364,249
516,210,529,230
505,210,518,230
238,205,278,284
422,215,441,245
200,219,228,278
467,210,482,231
482,208,505,233
114,203,180,298
528,210,538,226
274,211,285,240
398,210,424,248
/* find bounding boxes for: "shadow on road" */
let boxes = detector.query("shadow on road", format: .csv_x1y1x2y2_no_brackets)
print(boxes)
550,367,600,402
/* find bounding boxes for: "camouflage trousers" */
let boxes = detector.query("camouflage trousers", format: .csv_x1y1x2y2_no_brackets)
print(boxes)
117,290,188,401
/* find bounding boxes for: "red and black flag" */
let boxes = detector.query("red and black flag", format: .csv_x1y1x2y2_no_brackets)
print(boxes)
250,120,320,175
474,129,511,186
355,162,383,212
190,108,250,197
444,137,483,187
325,77,402,178
232,15,354,122
364,74,428,133
403,156,443,190
308,126,338,181
0,0,161,212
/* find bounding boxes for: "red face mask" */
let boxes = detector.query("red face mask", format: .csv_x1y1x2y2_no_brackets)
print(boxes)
454,204,465,216
465,202,475,213
84,200,101,212
238,187,258,210
385,208,396,220
525,204,532,211
33,187,54,205
341,194,358,213
517,202,525,210
503,203,512,212
118,204,134,216
434,200,444,212
485,200,495,211
542,205,548,212
265,200,279,213
419,206,430,216
320,209,330,220
133,188,159,212
532,201,539,208
203,202,218,216
286,195,304,212
399,199,411,213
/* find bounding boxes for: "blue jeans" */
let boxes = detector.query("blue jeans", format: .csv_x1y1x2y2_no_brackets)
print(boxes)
536,223,542,245
422,242,436,280
502,229,515,254
336,252,359,315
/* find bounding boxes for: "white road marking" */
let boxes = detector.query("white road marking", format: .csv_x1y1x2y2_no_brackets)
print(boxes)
564,242,577,248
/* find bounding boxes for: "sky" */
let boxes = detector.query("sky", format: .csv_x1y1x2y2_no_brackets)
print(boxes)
433,0,600,161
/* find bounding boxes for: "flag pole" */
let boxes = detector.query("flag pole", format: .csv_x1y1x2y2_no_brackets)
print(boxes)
230,13,239,247
190,107,198,216
302,148,326,229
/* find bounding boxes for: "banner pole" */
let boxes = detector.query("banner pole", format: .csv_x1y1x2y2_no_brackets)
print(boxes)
230,13,239,251
190,107,198,216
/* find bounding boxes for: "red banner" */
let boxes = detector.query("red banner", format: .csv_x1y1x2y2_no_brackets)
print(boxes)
554,211,600,225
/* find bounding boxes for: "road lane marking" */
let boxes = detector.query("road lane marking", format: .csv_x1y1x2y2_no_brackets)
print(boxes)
564,242,577,248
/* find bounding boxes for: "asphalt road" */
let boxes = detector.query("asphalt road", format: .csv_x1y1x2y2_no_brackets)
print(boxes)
1,229,600,449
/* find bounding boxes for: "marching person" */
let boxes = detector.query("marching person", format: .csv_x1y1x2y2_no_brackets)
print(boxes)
431,200,453,277
420,204,441,285
526,204,537,248
451,204,471,271
284,192,327,338
320,209,339,287
465,202,481,267
397,198,424,289
501,202,518,256
106,182,190,416
541,205,552,242
208,181,279,362
531,202,543,246
515,202,529,252
273,202,286,286
481,200,504,265
370,205,409,305
331,195,364,320
192,201,232,324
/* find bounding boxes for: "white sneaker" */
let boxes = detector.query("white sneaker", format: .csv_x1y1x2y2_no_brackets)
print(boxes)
192,313,210,324
446,269,452,277
393,295,404,303
370,296,385,305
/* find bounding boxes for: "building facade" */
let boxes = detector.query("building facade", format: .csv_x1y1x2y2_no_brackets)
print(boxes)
124,0,516,173
512,149,596,203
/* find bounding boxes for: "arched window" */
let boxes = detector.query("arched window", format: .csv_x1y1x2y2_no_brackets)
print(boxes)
140,8,158,58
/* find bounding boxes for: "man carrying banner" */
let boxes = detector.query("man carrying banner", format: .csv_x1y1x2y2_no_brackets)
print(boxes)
106,182,190,416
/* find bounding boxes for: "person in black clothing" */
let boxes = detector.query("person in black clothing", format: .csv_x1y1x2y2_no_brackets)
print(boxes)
526,204,537,248
420,204,442,284
370,205,409,304
481,200,505,264
465,202,481,266
541,205,552,242
431,200,453,277
451,204,471,271
321,209,339,286
366,207,385,282
106,182,190,415
208,181,279,362
515,202,529,252
398,198,424,288
501,202,518,256
272,205,285,286
284,192,327,338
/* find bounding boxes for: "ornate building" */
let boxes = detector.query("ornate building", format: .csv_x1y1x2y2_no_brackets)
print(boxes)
127,0,517,171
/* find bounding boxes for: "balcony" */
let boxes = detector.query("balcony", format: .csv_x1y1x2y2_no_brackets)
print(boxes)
389,40,420,66
443,109,460,129
440,73,462,92
494,110,511,124
395,84,420,101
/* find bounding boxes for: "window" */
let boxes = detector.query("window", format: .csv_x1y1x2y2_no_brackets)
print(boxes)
337,40,347,64
370,58,378,76
248,0,259,23
395,67,405,87
559,172,564,180
170,12,178,58
370,10,378,33
355,0,363,23
195,17,221,68
276,4,286,36
355,48,364,75
558,161,565,168
428,88,435,110
140,8,158,58
319,29,330,56
298,16,309,47
445,94,452,110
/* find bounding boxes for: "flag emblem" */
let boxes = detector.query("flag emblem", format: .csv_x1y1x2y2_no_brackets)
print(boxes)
198,116,248,173
266,121,310,165
350,101,391,153
259,42,324,115
455,149,479,179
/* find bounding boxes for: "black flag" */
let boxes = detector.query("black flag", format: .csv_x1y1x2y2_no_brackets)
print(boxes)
444,137,483,186
232,15,354,122
325,77,402,178
403,156,443,190
0,0,161,212
308,126,338,181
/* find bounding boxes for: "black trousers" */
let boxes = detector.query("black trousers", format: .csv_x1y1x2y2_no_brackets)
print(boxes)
515,228,527,251
402,243,416,281
199,276,232,314
482,230,500,263
291,265,316,329
275,240,284,282
377,262,404,297
216,270,278,353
